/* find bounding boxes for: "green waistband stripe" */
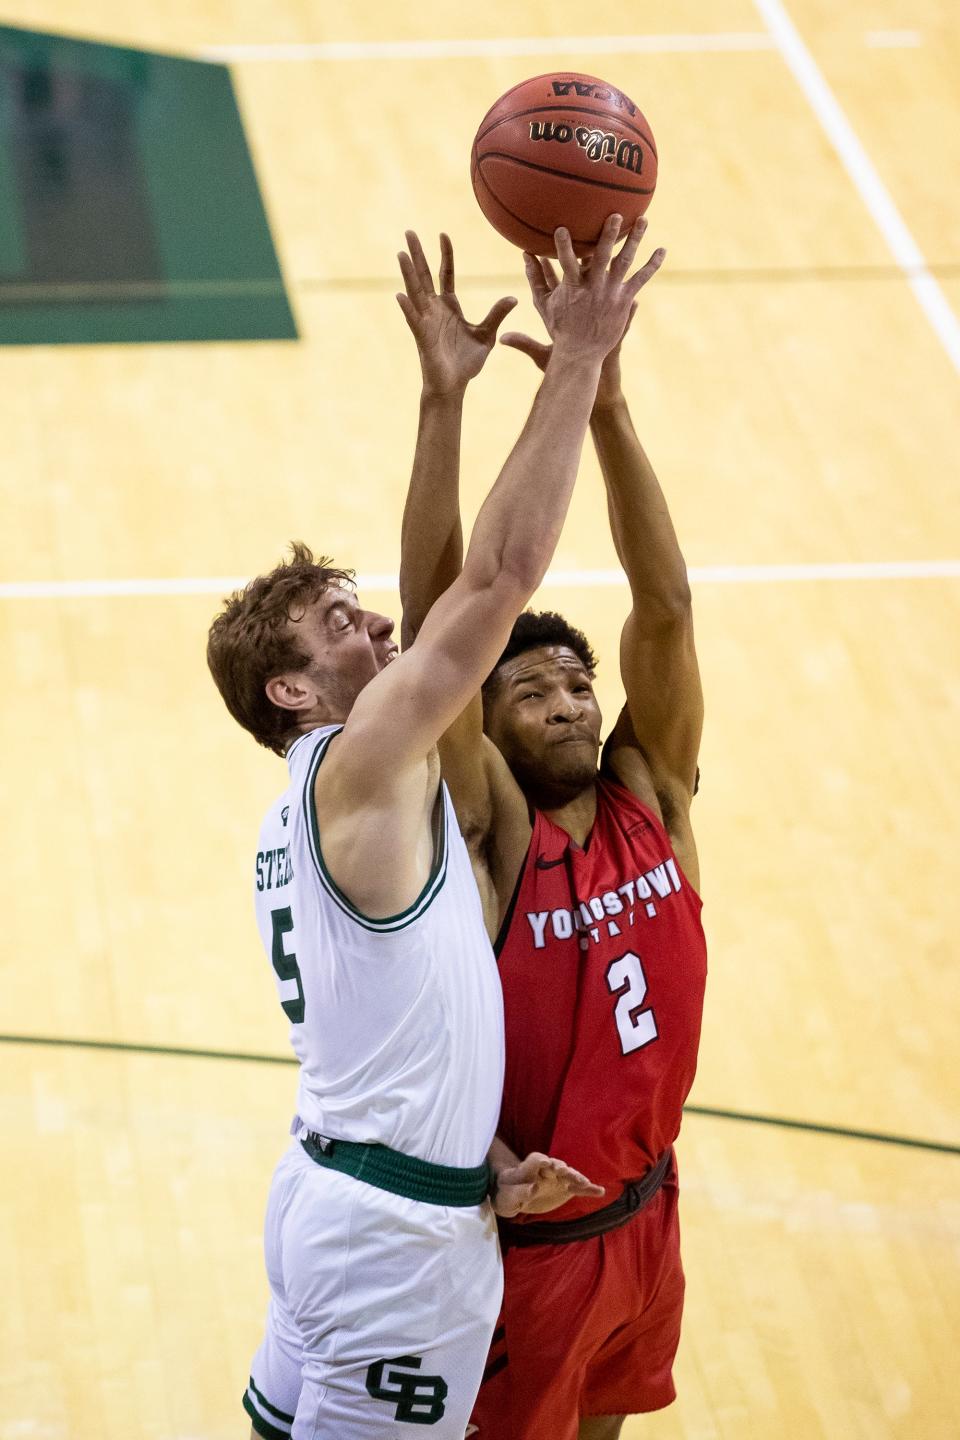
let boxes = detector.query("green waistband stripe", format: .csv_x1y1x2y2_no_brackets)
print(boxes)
301,1134,491,1207
247,1378,294,1425
243,1392,292,1440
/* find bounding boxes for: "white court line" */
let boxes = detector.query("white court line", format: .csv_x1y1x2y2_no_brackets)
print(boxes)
755,0,960,376
865,30,923,49
2,561,958,600
197,33,775,63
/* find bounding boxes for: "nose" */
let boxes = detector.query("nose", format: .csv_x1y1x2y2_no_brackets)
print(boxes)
367,611,395,641
547,692,582,724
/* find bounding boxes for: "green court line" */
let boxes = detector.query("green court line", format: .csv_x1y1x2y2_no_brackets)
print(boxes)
682,1104,960,1157
1,1032,957,1157
0,1032,294,1067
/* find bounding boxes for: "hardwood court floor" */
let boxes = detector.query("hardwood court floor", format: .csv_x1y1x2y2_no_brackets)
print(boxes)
1,2,958,1437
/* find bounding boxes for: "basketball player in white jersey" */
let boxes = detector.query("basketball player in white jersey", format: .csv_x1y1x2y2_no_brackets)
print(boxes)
207,214,656,1440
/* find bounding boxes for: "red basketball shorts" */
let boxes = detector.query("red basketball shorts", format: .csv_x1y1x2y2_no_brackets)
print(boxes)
469,1169,684,1440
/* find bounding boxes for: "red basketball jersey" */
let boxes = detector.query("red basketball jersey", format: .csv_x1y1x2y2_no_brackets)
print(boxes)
496,775,707,1220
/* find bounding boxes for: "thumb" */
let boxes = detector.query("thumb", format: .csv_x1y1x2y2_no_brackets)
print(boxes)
494,1181,536,1218
478,295,518,339
500,332,553,371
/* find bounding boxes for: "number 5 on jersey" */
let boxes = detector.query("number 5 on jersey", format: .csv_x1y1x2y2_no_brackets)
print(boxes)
606,951,658,1055
270,907,305,1024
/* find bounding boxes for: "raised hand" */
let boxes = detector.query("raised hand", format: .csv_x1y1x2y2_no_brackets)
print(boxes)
397,231,517,398
492,1151,605,1218
501,299,637,409
517,214,664,369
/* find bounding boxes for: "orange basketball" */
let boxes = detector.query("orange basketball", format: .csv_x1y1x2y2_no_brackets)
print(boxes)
470,72,658,257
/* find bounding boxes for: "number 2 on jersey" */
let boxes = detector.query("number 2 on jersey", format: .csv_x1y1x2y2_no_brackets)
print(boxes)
270,907,305,1024
606,951,658,1055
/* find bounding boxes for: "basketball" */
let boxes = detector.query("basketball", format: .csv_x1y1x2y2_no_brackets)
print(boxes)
470,72,658,257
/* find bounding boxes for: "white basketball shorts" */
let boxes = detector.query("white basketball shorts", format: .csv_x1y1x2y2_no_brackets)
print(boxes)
243,1140,502,1439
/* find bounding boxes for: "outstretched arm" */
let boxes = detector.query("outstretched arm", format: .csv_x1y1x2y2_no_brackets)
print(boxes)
397,232,517,649
590,348,704,805
501,229,701,831
322,218,662,917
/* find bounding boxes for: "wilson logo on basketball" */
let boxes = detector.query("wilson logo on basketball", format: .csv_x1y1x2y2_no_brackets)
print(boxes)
529,122,646,174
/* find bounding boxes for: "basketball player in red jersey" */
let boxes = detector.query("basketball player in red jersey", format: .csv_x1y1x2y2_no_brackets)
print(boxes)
397,221,704,1440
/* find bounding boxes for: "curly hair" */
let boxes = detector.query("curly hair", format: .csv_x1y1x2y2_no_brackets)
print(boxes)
482,610,598,698
206,541,355,756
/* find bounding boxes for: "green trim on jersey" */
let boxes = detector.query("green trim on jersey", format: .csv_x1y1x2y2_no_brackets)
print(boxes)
284,727,325,764
302,729,449,932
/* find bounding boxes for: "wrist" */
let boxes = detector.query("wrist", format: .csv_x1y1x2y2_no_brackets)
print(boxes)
545,343,603,379
591,390,627,420
420,384,467,406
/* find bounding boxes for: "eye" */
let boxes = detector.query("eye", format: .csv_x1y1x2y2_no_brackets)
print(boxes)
521,691,541,702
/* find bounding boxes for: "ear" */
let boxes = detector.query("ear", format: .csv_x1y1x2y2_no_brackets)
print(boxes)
265,673,315,713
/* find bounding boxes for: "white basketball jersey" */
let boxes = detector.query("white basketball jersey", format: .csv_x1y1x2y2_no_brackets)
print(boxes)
253,724,504,1170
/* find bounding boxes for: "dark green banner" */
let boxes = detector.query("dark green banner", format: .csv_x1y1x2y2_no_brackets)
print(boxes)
0,24,297,344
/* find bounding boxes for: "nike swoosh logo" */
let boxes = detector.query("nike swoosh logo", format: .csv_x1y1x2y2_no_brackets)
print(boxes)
536,855,566,870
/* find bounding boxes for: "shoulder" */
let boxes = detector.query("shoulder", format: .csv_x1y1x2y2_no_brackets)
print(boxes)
308,722,443,921
439,734,534,936
601,745,700,891
601,728,660,816
442,731,532,857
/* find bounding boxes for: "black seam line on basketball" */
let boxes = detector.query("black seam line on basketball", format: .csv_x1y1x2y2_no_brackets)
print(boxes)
295,262,960,292
476,103,656,154
473,166,642,249
472,165,638,247
1,1034,957,1158
478,149,654,198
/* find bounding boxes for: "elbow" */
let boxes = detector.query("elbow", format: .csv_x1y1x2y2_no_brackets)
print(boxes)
655,568,694,617
501,553,547,599
668,579,693,615
497,530,557,596
398,587,424,649
635,583,693,631
463,543,542,609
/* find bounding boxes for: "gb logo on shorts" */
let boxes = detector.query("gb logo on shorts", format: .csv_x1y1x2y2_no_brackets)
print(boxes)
365,1355,448,1425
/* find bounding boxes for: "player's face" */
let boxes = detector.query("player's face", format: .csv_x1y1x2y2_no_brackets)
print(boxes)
485,645,603,803
292,587,398,713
